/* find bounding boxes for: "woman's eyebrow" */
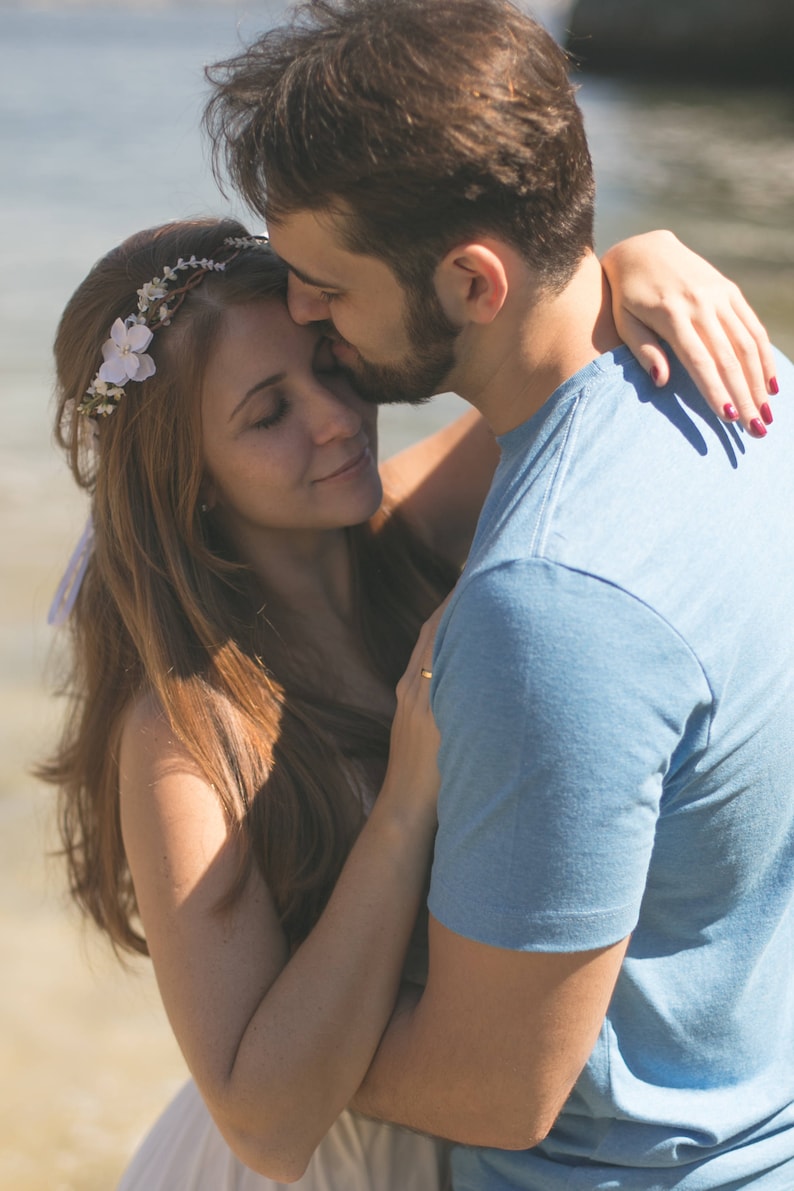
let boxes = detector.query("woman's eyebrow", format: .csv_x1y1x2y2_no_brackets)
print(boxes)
230,372,286,421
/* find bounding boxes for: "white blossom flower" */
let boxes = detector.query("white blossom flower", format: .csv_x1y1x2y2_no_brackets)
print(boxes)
79,378,126,417
98,318,156,385
138,279,168,309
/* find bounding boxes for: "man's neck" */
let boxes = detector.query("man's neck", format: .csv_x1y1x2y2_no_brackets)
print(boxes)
452,251,623,436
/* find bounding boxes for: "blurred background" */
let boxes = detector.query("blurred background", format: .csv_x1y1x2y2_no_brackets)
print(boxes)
1,1,792,1187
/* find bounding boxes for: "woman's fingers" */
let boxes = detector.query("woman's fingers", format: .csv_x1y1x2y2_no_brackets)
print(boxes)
394,598,452,743
414,596,453,676
616,284,776,434
604,230,777,430
729,285,778,402
663,305,772,434
616,309,671,388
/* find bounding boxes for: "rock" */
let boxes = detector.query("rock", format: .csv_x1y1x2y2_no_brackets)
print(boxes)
565,0,794,84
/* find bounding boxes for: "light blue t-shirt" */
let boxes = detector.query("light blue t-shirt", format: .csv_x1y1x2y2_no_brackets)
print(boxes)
428,346,794,1190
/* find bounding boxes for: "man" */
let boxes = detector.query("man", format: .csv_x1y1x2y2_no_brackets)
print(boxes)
206,2,794,1186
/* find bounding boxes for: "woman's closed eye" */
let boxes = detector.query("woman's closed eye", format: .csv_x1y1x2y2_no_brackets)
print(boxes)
252,393,289,431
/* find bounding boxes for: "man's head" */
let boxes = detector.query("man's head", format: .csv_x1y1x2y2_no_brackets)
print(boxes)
206,0,595,297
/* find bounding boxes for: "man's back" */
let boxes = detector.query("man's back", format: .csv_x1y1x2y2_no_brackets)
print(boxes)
430,345,794,1188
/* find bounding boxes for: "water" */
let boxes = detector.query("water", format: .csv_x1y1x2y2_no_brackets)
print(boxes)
1,3,793,1187
2,4,792,460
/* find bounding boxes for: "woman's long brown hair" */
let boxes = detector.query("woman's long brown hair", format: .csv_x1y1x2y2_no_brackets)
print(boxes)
38,218,456,955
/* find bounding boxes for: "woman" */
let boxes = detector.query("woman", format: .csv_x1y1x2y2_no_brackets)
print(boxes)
42,217,774,1191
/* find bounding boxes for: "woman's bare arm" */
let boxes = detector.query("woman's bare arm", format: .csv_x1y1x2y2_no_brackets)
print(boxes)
380,409,499,568
119,618,441,1182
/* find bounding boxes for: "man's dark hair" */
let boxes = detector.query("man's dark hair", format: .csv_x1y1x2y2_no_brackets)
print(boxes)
205,0,595,294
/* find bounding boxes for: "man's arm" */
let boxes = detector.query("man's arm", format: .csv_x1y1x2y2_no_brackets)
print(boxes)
350,561,710,1145
353,918,628,1148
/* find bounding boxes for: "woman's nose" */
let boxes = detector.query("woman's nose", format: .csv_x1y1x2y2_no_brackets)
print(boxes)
287,274,331,325
309,383,362,444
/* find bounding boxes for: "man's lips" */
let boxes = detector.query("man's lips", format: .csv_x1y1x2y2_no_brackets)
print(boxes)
330,338,358,365
315,445,370,483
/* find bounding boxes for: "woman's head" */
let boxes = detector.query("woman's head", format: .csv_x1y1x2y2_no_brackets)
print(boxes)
55,218,381,578
55,219,287,555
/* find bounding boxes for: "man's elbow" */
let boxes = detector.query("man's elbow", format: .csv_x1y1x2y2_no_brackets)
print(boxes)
441,1073,565,1151
480,1111,556,1152
455,1106,556,1152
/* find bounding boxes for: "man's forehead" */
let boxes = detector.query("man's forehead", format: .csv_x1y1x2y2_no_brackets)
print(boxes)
269,208,346,268
268,209,393,288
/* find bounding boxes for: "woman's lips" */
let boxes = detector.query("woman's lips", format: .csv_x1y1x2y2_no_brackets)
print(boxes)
315,445,371,483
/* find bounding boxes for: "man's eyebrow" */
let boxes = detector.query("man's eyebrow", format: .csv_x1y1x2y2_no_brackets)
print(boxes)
287,262,341,291
229,373,286,422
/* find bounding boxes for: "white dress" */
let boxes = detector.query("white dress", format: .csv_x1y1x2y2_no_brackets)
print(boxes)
116,1078,450,1190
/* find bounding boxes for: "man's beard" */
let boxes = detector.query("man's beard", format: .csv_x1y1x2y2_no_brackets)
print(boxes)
338,284,461,407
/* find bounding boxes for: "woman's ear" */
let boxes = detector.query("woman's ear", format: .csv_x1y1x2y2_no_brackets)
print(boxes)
434,243,509,327
199,478,217,515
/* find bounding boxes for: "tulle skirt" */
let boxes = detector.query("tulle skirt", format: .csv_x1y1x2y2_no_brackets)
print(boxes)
116,1079,450,1191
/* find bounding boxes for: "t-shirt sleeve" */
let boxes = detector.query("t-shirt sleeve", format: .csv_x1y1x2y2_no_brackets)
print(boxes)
427,559,712,952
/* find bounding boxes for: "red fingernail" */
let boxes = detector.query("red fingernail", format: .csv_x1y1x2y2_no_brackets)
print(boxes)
769,377,779,396
723,403,739,421
749,418,767,438
650,366,660,384
760,402,774,426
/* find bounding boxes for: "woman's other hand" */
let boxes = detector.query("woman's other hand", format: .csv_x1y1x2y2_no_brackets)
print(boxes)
602,230,777,437
384,601,449,818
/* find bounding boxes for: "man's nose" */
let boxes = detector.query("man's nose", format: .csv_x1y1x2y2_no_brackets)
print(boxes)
287,275,330,325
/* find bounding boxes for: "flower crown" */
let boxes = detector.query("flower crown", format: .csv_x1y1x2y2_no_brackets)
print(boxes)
78,235,269,418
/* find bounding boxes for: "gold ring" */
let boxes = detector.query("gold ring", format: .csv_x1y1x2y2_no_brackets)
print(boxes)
420,668,433,680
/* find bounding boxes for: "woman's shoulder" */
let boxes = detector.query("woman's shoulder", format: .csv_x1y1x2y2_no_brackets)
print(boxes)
122,689,173,754
123,687,166,733
120,689,204,788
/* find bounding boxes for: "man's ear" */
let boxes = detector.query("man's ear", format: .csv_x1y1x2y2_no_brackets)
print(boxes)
435,243,509,326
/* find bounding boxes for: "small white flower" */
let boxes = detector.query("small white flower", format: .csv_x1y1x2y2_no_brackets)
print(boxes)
138,279,168,309
95,401,117,417
98,317,156,385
